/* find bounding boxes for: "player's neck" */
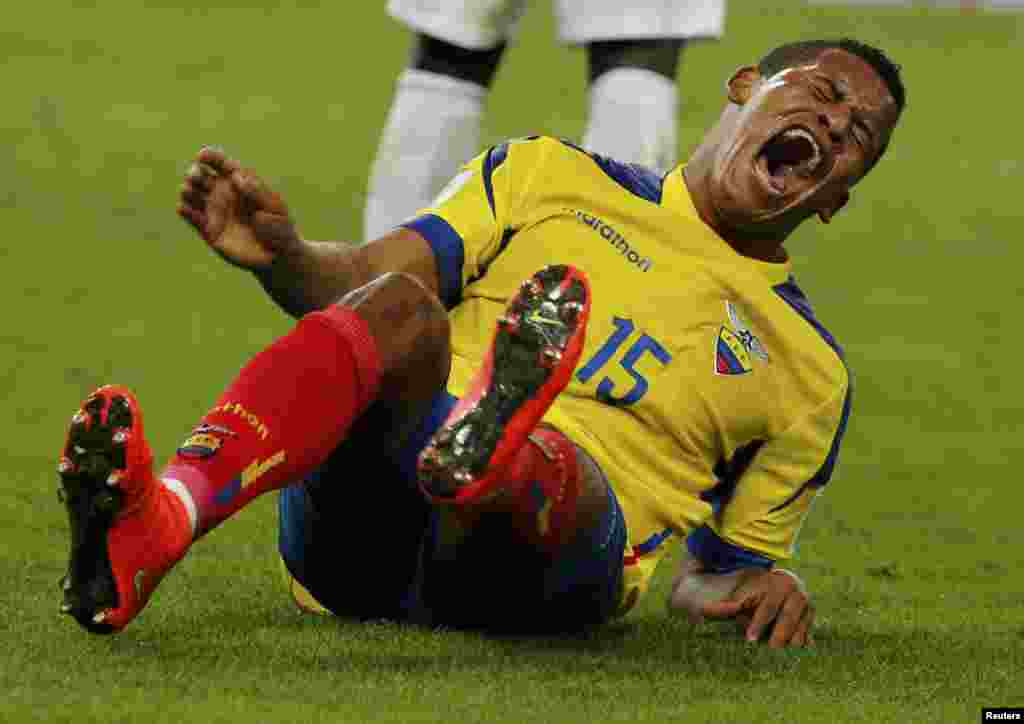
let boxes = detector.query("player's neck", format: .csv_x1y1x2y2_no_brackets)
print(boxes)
682,164,790,264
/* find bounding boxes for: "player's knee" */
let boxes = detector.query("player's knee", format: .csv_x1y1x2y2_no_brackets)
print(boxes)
411,33,506,89
336,272,451,399
573,444,611,525
586,38,685,83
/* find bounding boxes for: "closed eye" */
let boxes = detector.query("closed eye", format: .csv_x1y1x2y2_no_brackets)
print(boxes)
852,124,867,148
853,119,875,152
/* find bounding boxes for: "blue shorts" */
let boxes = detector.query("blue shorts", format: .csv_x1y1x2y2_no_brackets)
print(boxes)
277,390,628,632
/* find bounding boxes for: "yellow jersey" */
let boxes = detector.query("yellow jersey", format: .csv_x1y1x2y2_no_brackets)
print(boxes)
403,136,851,612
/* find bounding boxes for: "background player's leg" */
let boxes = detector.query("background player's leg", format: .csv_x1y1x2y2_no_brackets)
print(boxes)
362,33,506,241
582,38,684,174
555,0,727,173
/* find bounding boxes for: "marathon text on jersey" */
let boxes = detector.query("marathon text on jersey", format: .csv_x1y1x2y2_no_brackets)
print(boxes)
571,209,653,272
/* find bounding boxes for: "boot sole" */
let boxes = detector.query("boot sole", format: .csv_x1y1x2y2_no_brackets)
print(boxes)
418,265,589,502
57,390,135,634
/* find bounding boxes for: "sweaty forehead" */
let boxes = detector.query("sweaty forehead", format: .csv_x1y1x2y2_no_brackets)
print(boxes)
803,48,896,116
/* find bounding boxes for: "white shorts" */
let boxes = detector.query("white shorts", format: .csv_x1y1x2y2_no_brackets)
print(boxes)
387,0,726,50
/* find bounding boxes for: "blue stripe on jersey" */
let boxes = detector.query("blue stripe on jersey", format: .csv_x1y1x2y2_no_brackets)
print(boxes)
703,440,765,513
772,277,853,498
773,277,845,359
401,214,464,309
466,228,515,288
687,525,775,573
482,142,510,218
557,139,665,204
635,528,674,557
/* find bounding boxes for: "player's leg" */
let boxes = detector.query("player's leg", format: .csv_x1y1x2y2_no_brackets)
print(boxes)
57,271,450,633
413,265,628,629
363,0,526,241
270,264,620,630
420,444,628,632
401,264,626,630
276,396,443,621
555,0,727,173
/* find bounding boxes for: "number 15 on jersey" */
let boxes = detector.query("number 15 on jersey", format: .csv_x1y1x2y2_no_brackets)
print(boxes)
576,317,671,407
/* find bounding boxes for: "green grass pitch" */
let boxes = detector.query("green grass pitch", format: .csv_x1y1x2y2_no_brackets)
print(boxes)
2,2,1022,722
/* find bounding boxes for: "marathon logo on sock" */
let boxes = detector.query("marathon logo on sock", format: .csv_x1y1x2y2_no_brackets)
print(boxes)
177,424,238,459
214,449,287,505
212,401,271,440
240,450,286,489
177,433,222,459
194,423,238,438
569,209,653,272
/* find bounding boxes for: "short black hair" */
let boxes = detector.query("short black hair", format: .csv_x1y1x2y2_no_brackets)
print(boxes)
759,38,906,115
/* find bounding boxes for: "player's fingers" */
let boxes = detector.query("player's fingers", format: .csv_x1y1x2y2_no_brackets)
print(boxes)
235,172,289,218
180,175,206,196
227,169,271,214
699,597,747,621
768,591,808,648
792,603,815,648
250,210,299,252
177,203,199,229
179,182,207,211
177,204,207,239
746,589,786,643
185,162,215,191
196,146,241,176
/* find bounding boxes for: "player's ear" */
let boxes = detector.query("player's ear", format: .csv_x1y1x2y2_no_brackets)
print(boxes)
727,66,761,105
817,191,850,224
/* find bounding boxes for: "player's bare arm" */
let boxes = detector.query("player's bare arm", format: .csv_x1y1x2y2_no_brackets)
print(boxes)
669,554,814,648
177,146,441,318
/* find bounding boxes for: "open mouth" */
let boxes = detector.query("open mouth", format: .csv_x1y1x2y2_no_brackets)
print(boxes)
756,127,824,196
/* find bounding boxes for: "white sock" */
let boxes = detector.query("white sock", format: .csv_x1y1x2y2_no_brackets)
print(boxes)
161,477,198,537
582,67,679,174
363,69,487,242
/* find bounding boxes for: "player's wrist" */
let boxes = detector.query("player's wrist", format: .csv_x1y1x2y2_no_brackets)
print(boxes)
668,566,743,621
253,233,309,274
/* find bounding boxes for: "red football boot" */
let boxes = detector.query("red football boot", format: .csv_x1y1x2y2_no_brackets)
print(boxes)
417,265,590,503
57,385,192,634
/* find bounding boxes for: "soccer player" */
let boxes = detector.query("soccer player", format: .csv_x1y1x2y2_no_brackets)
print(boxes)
57,38,904,648
363,0,727,240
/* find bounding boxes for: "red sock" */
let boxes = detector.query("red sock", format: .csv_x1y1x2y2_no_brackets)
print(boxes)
490,427,583,552
161,305,381,535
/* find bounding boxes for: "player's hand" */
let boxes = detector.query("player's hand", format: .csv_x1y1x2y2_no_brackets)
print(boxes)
177,146,301,270
699,568,815,648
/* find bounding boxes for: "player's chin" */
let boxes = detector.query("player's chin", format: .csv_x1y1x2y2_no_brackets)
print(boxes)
714,170,780,224
713,193,783,231
730,185,822,228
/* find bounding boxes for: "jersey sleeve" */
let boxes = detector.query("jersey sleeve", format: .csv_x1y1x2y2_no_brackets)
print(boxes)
688,377,852,572
400,136,553,308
